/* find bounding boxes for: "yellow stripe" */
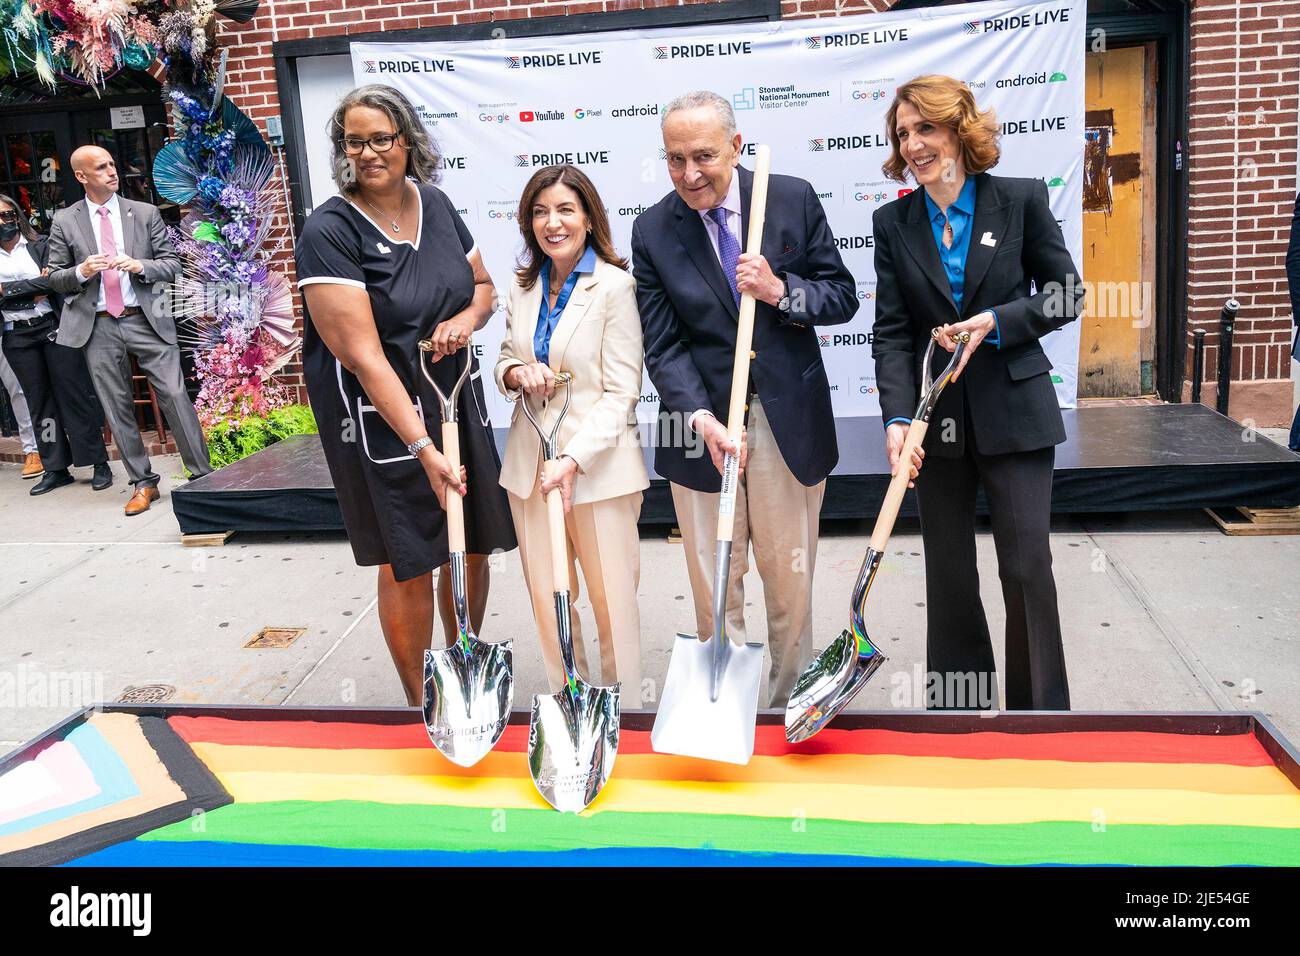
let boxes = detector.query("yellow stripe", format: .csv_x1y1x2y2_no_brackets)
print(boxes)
214,769,1300,827
189,742,1299,796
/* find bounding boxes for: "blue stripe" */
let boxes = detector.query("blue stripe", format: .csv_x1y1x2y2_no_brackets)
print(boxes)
63,841,994,867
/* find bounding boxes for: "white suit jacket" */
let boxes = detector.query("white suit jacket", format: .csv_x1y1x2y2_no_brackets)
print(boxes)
495,256,649,505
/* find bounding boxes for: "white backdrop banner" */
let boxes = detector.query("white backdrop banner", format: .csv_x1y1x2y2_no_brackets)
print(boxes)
349,0,1086,429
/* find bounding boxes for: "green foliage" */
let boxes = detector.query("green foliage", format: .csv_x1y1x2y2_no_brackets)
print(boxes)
203,404,318,470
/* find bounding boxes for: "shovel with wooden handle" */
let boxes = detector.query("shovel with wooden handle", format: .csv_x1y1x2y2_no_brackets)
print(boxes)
418,338,514,767
650,145,773,766
517,373,621,813
785,327,970,743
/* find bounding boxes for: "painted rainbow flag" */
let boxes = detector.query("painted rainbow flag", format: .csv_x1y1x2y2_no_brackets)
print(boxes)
63,714,1300,866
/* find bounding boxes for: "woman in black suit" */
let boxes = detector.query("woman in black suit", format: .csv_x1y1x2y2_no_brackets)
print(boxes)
0,194,110,495
871,75,1084,711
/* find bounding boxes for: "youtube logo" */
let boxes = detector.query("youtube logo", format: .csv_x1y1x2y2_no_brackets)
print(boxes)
520,111,535,122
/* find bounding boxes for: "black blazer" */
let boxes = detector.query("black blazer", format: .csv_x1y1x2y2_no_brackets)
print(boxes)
0,236,63,319
871,172,1084,457
632,165,858,491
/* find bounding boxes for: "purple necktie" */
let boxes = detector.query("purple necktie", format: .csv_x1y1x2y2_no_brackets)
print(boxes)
707,207,741,308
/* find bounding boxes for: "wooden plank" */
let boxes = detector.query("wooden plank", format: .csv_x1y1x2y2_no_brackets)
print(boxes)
1241,507,1300,522
1206,507,1300,536
182,530,235,547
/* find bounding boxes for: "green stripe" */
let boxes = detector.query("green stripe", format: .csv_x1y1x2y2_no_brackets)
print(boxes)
146,801,1300,866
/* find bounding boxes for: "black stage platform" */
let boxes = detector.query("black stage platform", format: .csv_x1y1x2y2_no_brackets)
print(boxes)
172,404,1300,535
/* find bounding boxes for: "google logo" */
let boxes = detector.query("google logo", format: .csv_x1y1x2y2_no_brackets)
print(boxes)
853,191,890,203
488,209,516,221
851,89,888,101
478,112,510,123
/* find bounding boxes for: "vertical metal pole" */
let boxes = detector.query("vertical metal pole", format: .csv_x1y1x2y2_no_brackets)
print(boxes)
1191,329,1206,405
1215,299,1239,416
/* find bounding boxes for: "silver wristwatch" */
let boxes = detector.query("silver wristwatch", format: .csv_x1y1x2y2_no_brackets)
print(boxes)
407,435,434,457
777,276,792,314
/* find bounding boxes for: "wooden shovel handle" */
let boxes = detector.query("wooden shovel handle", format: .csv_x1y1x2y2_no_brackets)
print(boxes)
723,145,772,448
544,458,569,597
717,145,772,544
869,420,928,553
441,422,465,554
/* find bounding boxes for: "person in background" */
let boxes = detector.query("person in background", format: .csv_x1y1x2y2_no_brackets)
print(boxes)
296,84,517,705
1286,189,1299,453
496,164,649,703
872,74,1084,710
0,350,41,481
0,193,111,494
45,145,212,514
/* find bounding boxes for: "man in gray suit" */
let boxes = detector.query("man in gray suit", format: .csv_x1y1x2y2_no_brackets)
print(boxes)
46,145,212,515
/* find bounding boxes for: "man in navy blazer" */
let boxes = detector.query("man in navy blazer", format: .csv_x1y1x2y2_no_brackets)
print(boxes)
632,90,857,706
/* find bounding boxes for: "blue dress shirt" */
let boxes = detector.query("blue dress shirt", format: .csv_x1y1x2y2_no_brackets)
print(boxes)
535,243,597,366
883,178,1000,429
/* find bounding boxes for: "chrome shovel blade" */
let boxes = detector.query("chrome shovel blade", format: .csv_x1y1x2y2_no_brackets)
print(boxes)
650,633,765,765
784,629,886,743
422,638,514,767
528,681,620,813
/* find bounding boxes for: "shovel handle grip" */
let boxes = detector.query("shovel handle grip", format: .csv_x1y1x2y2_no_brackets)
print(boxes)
442,422,465,554
869,419,928,553
720,145,771,447
724,145,771,447
715,145,771,547
544,458,569,596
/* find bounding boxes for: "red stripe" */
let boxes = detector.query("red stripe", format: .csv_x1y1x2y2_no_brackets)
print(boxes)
167,717,1273,766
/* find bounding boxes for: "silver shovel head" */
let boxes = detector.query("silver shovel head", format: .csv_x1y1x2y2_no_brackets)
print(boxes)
422,637,514,767
650,633,765,765
528,678,621,813
784,629,886,744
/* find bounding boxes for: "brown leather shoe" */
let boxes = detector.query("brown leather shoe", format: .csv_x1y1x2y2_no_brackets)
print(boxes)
124,486,161,516
21,452,43,479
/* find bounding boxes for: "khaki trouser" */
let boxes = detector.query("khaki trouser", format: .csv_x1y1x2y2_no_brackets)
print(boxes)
508,489,645,707
670,397,824,708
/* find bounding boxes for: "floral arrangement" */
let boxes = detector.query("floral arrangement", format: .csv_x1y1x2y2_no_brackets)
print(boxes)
202,402,317,471
2,0,162,86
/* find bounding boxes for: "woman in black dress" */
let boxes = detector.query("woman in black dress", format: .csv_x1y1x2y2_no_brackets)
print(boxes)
296,84,517,705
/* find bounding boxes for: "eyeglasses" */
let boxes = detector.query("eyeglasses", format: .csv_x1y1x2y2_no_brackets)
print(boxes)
339,133,402,156
0,210,18,223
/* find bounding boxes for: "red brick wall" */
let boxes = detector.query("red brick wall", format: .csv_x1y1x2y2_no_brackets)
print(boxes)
1185,0,1298,424
219,0,1300,422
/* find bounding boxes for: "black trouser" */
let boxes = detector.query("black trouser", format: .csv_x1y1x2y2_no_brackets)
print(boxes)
915,429,1070,712
2,317,108,472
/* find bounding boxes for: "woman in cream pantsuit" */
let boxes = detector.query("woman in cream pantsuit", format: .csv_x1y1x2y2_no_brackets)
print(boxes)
496,164,649,705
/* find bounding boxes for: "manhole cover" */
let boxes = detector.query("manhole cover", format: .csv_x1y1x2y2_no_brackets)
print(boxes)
117,684,176,703
245,626,307,649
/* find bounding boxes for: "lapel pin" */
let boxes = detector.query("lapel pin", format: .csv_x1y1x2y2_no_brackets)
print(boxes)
980,231,996,247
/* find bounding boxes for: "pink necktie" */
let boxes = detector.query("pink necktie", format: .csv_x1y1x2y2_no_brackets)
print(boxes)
97,207,124,318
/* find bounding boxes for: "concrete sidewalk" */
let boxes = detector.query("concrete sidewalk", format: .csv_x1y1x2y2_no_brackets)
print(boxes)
1,451,1297,756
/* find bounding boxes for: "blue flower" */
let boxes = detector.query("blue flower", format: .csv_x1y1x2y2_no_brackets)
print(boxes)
198,176,225,203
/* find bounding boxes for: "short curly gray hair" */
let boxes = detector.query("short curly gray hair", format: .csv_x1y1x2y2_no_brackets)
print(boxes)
328,84,442,192
661,90,737,137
